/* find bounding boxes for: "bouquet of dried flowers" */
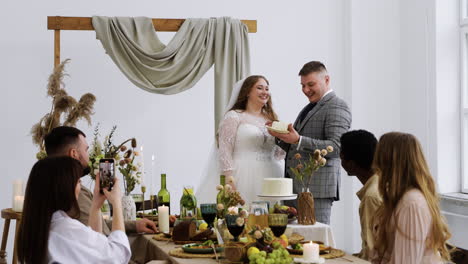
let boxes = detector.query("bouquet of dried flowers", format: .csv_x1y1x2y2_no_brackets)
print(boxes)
216,177,245,217
88,124,141,195
248,225,274,244
289,146,334,225
289,146,334,191
31,59,96,159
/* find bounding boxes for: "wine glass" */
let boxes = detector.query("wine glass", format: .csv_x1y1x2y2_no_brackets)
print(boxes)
225,214,245,241
268,213,288,237
200,203,217,228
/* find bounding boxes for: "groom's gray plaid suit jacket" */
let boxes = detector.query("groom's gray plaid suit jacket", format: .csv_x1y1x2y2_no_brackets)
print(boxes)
277,91,351,200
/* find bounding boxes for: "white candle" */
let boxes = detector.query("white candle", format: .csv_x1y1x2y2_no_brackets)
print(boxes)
140,146,145,185
13,196,24,212
151,154,155,195
158,205,170,233
303,241,319,261
13,179,23,196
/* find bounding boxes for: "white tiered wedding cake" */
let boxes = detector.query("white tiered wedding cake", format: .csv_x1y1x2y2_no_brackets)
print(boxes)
260,178,294,196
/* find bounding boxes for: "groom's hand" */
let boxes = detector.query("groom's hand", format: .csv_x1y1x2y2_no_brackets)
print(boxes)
268,123,301,145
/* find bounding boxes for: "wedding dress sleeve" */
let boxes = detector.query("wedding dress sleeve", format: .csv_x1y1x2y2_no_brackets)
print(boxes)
218,111,241,176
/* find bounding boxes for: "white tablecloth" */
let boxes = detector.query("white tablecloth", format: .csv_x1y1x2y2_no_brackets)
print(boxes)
285,220,336,247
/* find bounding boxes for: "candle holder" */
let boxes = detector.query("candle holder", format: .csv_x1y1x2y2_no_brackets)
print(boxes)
150,194,157,212
141,185,146,212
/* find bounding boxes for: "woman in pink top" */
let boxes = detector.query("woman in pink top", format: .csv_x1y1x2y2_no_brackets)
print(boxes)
371,132,451,264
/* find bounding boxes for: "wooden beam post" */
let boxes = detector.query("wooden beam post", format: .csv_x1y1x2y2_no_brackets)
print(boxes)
54,29,60,67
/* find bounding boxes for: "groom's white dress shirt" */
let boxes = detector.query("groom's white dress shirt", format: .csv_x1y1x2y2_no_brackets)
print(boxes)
47,210,131,264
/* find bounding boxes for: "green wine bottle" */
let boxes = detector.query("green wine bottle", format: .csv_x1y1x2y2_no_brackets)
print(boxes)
158,173,170,214
216,175,225,217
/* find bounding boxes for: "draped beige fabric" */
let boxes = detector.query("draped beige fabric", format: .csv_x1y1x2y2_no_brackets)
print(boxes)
92,16,250,128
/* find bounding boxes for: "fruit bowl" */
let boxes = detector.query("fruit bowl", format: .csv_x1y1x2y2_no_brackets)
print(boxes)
273,204,298,219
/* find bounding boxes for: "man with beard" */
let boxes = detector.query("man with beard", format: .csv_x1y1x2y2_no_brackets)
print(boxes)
44,126,157,235
269,61,351,224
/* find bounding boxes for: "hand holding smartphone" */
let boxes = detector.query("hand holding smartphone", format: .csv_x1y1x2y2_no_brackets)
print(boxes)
99,159,115,194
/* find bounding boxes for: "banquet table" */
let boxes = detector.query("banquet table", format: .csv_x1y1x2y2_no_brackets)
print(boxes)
129,234,370,264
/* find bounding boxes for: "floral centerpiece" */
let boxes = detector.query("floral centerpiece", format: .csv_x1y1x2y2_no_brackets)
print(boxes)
289,146,333,225
216,176,245,218
88,124,141,196
31,59,96,159
223,206,249,242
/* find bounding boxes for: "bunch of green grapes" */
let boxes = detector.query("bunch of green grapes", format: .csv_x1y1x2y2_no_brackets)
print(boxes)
248,247,293,264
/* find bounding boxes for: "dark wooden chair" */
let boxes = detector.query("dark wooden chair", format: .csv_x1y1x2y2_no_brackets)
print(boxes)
135,199,159,212
450,245,468,264
1,209,22,264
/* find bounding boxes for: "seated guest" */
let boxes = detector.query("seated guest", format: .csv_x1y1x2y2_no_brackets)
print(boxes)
17,156,131,263
340,130,381,260
44,126,157,235
371,132,451,264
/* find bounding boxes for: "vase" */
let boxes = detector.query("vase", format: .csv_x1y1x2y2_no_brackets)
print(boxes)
180,186,197,218
297,187,316,225
121,195,136,221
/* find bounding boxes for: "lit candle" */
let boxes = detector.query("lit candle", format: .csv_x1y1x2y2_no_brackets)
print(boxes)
12,179,24,210
13,196,24,212
158,205,170,233
303,241,319,261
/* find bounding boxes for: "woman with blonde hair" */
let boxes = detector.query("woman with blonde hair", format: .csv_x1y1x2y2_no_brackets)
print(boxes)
371,132,451,264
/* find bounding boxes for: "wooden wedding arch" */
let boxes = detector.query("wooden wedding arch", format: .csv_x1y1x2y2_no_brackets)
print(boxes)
47,16,257,67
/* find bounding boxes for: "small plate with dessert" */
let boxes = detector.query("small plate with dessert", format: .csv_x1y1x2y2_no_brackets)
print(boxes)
266,121,289,134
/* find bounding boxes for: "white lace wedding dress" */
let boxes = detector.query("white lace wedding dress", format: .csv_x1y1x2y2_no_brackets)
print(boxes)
217,110,286,204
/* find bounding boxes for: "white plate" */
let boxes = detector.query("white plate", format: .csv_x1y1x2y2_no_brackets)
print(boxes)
257,194,297,200
266,126,289,134
293,257,325,264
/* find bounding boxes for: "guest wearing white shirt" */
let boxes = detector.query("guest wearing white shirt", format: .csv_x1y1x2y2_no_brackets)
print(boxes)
17,156,131,264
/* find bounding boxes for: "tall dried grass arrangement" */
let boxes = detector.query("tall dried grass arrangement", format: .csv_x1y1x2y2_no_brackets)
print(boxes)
31,59,97,158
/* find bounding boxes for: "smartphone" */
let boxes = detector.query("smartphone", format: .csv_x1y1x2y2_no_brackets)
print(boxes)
99,159,115,193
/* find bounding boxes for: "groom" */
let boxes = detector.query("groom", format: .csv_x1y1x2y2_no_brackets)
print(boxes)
269,61,351,224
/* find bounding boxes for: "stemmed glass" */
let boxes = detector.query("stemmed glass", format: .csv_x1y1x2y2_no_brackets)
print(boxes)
268,213,288,237
200,203,217,229
225,214,245,241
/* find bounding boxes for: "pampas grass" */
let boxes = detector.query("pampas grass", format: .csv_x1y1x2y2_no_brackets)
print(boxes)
31,59,97,155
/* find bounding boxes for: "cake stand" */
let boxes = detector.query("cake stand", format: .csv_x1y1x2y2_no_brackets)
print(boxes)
257,194,297,202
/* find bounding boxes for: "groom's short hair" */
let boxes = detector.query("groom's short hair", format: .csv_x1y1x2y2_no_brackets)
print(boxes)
299,61,327,76
340,129,377,171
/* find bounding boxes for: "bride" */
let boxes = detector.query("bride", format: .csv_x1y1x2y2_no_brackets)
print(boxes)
197,75,285,204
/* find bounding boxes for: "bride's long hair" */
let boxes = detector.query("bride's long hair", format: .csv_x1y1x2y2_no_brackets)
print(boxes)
372,132,452,263
229,75,278,121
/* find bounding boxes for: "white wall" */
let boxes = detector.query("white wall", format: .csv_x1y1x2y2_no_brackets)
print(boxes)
435,0,460,193
2,0,465,262
1,0,349,262
343,0,401,253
